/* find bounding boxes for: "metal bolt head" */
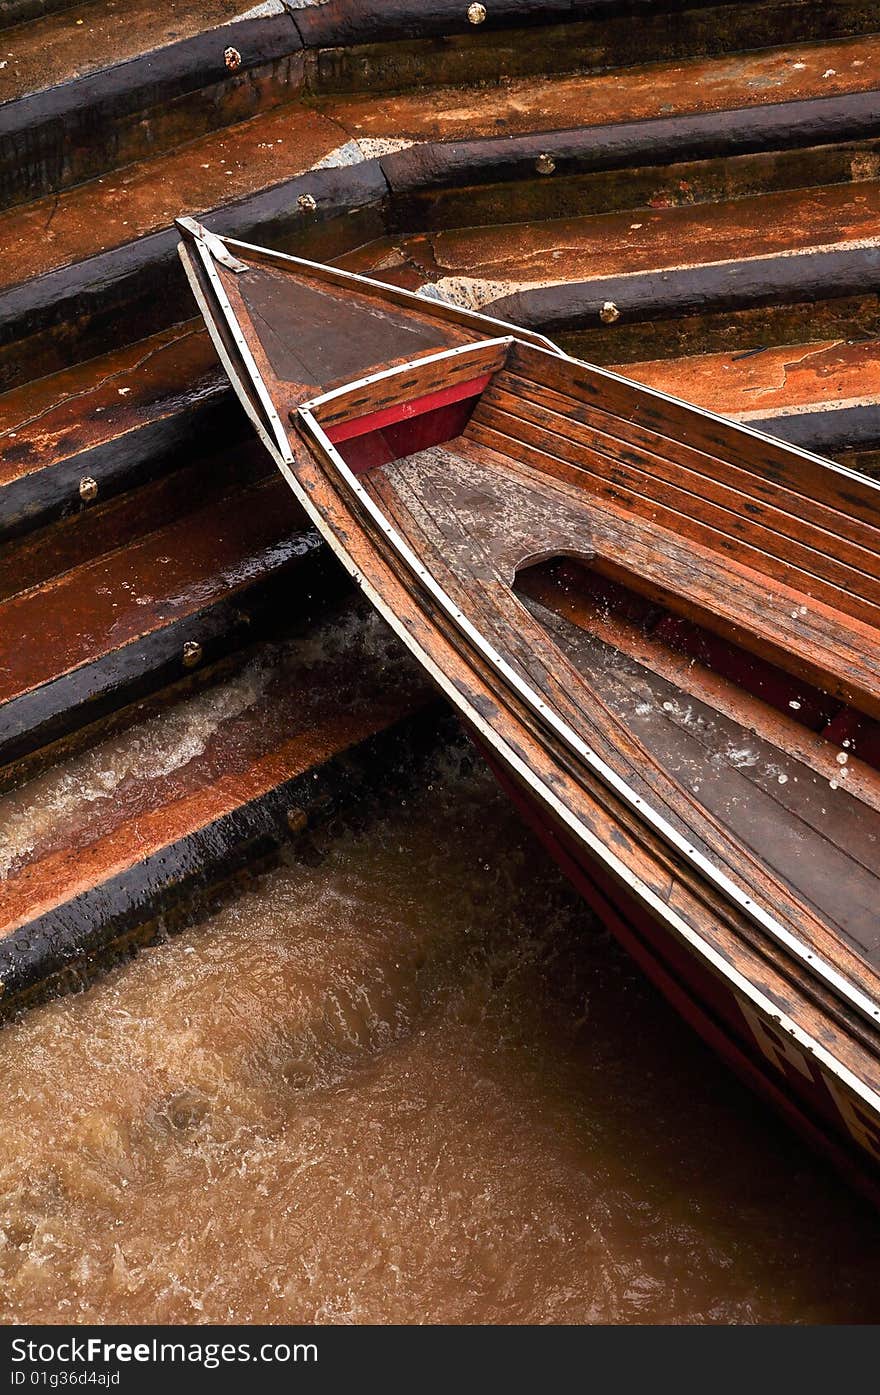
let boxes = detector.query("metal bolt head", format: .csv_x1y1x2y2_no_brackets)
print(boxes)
467,3,487,23
599,300,621,324
535,152,556,176
297,193,317,213
79,476,98,503
286,807,308,836
224,46,242,71
182,640,203,669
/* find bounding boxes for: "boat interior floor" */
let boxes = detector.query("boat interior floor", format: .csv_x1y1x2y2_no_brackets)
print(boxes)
364,432,880,979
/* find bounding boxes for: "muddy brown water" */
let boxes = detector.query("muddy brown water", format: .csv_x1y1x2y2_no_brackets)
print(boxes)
1,741,879,1323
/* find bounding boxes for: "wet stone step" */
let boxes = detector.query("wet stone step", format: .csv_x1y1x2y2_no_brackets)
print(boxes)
0,437,272,603
0,0,84,28
617,338,880,460
3,40,880,391
7,0,828,211
0,0,284,100
0,159,389,393
325,35,880,147
383,94,880,234
621,338,880,423
0,474,347,779
0,597,444,1016
357,181,880,308
556,290,880,366
301,0,880,98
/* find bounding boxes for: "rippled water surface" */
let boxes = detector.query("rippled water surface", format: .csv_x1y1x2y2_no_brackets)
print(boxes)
1,745,879,1324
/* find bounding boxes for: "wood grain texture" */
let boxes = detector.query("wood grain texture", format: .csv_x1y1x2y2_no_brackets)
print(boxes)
188,241,880,1177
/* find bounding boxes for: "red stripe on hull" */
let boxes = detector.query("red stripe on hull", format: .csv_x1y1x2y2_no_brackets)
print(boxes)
475,737,880,1209
325,374,492,444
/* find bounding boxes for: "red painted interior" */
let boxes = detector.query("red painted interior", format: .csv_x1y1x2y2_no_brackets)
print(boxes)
326,374,492,445
518,558,880,774
329,376,490,475
336,399,479,474
479,739,880,1210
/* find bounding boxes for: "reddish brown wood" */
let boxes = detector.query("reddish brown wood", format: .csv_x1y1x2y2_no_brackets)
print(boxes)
181,228,880,1196
325,372,491,443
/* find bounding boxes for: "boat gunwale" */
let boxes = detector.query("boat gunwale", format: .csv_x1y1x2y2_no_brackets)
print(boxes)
298,340,880,1046
175,220,880,1121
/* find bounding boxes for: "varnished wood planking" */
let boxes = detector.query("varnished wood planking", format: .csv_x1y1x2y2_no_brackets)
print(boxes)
476,377,880,603
310,338,511,428
467,404,880,629
517,560,880,819
183,231,880,1183
509,342,880,533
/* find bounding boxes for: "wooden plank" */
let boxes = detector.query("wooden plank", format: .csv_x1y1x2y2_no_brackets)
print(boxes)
511,341,880,533
369,440,880,1008
297,423,880,1084
310,338,510,428
466,401,880,628
326,372,491,443
480,371,880,583
517,560,880,818
456,433,880,721
524,595,880,947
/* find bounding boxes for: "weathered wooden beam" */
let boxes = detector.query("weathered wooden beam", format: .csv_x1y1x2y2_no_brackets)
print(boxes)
0,696,450,1016
0,14,303,208
0,161,389,392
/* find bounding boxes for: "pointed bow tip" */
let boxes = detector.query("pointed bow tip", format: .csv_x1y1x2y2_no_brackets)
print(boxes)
174,214,204,240
174,217,249,273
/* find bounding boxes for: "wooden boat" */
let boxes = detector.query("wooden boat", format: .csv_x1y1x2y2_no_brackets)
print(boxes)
177,216,880,1203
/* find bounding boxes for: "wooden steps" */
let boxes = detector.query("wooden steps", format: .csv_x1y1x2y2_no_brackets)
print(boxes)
0,320,237,539
3,35,879,288
13,0,855,215
0,472,345,782
4,0,880,1011
623,340,880,423
0,597,442,1014
0,0,267,103
363,183,880,305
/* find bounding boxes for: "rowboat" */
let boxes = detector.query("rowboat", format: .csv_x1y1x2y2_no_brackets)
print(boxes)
177,216,880,1203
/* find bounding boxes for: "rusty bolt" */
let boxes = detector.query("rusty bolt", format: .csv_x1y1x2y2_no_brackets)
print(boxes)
224,46,242,71
599,300,621,324
79,476,99,503
535,152,556,176
182,640,203,669
286,807,308,836
467,3,487,22
298,193,317,213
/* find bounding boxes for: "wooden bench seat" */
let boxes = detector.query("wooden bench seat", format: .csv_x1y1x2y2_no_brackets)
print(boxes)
460,349,880,723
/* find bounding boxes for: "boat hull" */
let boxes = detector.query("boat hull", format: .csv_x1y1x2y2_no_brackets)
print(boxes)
175,222,880,1209
475,735,880,1208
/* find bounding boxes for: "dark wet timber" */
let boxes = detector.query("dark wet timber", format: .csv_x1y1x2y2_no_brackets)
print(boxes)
386,88,880,218
5,0,880,1110
493,245,880,334
179,221,880,1205
0,697,448,1018
0,495,341,780
0,15,302,208
14,0,867,211
5,89,880,394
